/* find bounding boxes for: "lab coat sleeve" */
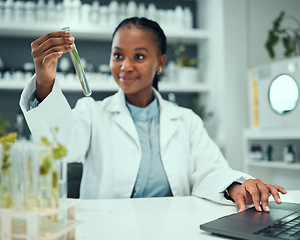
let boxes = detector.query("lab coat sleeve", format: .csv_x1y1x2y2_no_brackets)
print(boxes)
19,75,93,163
188,111,252,204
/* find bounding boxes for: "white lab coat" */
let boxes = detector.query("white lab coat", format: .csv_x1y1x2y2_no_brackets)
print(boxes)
20,76,252,204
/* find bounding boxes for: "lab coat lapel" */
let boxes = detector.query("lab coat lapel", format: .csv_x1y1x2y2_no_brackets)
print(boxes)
105,90,140,149
154,90,181,152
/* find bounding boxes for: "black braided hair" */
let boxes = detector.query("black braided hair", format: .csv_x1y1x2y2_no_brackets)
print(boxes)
112,17,167,91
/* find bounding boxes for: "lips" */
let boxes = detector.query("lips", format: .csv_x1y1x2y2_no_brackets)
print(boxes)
119,75,139,83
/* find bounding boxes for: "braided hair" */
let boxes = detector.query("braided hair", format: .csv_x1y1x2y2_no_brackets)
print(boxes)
112,17,167,91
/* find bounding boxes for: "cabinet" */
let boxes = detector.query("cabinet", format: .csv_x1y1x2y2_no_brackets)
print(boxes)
243,128,300,190
0,21,210,92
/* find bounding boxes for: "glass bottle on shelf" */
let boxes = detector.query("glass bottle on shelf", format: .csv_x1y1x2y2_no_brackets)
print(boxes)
249,144,263,161
266,144,273,161
283,144,296,163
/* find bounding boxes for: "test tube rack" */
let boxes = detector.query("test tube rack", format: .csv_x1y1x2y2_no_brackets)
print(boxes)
0,199,80,240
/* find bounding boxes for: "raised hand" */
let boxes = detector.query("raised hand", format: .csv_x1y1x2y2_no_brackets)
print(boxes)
31,31,75,101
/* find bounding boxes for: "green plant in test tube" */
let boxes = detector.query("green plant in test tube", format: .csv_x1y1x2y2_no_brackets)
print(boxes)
38,128,68,234
62,27,92,97
38,128,67,206
0,132,18,208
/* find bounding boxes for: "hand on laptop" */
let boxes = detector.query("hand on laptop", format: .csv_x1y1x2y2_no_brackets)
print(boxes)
228,179,287,212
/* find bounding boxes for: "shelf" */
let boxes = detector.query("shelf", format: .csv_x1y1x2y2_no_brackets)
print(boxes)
247,161,300,170
0,22,209,44
0,79,210,93
158,81,210,92
244,128,300,140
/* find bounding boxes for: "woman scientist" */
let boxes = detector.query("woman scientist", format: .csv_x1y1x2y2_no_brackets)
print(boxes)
20,17,286,213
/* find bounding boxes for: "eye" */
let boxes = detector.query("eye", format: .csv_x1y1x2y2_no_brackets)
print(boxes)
135,54,145,60
113,53,123,60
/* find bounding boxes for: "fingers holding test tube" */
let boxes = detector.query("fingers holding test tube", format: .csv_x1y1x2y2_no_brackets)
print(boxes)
31,31,76,101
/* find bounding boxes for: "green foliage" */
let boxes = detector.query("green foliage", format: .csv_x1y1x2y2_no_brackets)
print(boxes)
40,128,66,208
39,128,67,175
265,11,300,59
0,132,18,171
52,142,68,160
174,44,197,67
40,136,51,146
40,155,52,175
0,115,10,137
177,57,197,67
0,186,13,208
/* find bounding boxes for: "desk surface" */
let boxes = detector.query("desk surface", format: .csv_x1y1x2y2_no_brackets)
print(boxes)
75,190,300,240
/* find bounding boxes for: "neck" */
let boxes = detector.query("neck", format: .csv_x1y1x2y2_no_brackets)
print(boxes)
125,89,154,108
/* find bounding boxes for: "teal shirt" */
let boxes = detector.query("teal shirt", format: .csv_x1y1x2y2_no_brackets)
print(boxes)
126,97,173,198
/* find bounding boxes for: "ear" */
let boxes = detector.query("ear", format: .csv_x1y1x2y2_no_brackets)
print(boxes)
158,54,167,71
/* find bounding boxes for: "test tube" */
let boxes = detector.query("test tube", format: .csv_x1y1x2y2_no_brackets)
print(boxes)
61,27,92,97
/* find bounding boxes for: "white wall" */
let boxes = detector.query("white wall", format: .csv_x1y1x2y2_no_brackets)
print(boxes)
222,0,248,171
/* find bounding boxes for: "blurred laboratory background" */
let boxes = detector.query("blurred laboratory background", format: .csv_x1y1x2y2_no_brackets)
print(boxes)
0,0,300,189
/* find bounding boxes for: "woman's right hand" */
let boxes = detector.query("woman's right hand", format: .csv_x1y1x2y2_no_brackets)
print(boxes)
31,31,75,101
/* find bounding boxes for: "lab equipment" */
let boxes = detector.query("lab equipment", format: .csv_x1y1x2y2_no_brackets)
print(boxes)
61,27,92,96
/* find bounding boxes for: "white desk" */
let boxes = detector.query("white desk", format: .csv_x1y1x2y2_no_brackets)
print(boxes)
75,190,300,240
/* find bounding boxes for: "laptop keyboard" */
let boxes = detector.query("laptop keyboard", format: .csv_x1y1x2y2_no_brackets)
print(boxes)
253,210,300,239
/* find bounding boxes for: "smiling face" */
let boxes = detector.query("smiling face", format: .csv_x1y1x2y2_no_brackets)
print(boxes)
109,25,166,107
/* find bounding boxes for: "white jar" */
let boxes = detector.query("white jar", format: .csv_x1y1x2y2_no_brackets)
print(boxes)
81,3,90,25
177,66,199,84
4,0,14,22
62,0,72,25
72,0,81,24
55,2,63,23
14,0,25,22
118,2,126,22
0,0,5,22
90,1,99,25
108,0,118,28
24,1,35,23
13,70,24,81
183,7,193,29
166,9,174,30
36,0,46,22
158,9,166,29
46,0,56,22
99,5,108,27
175,6,184,29
137,3,146,18
126,1,137,18
147,3,157,21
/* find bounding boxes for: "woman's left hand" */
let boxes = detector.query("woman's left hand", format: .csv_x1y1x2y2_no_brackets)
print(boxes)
229,179,287,212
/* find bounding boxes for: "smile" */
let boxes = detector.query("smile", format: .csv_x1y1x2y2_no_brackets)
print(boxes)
119,76,139,83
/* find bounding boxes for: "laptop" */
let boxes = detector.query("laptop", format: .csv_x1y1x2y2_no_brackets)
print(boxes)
200,201,300,240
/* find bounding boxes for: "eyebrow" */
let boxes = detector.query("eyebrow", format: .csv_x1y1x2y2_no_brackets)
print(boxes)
113,47,149,52
135,47,149,52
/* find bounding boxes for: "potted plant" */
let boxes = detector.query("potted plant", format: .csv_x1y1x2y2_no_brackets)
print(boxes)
174,44,199,84
265,11,300,59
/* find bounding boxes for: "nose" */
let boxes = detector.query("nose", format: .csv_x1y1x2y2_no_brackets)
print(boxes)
120,58,134,72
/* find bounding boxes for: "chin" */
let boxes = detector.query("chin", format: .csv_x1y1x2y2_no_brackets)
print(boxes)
116,81,136,93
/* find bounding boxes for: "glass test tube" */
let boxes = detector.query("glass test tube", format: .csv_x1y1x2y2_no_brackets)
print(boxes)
61,27,92,96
